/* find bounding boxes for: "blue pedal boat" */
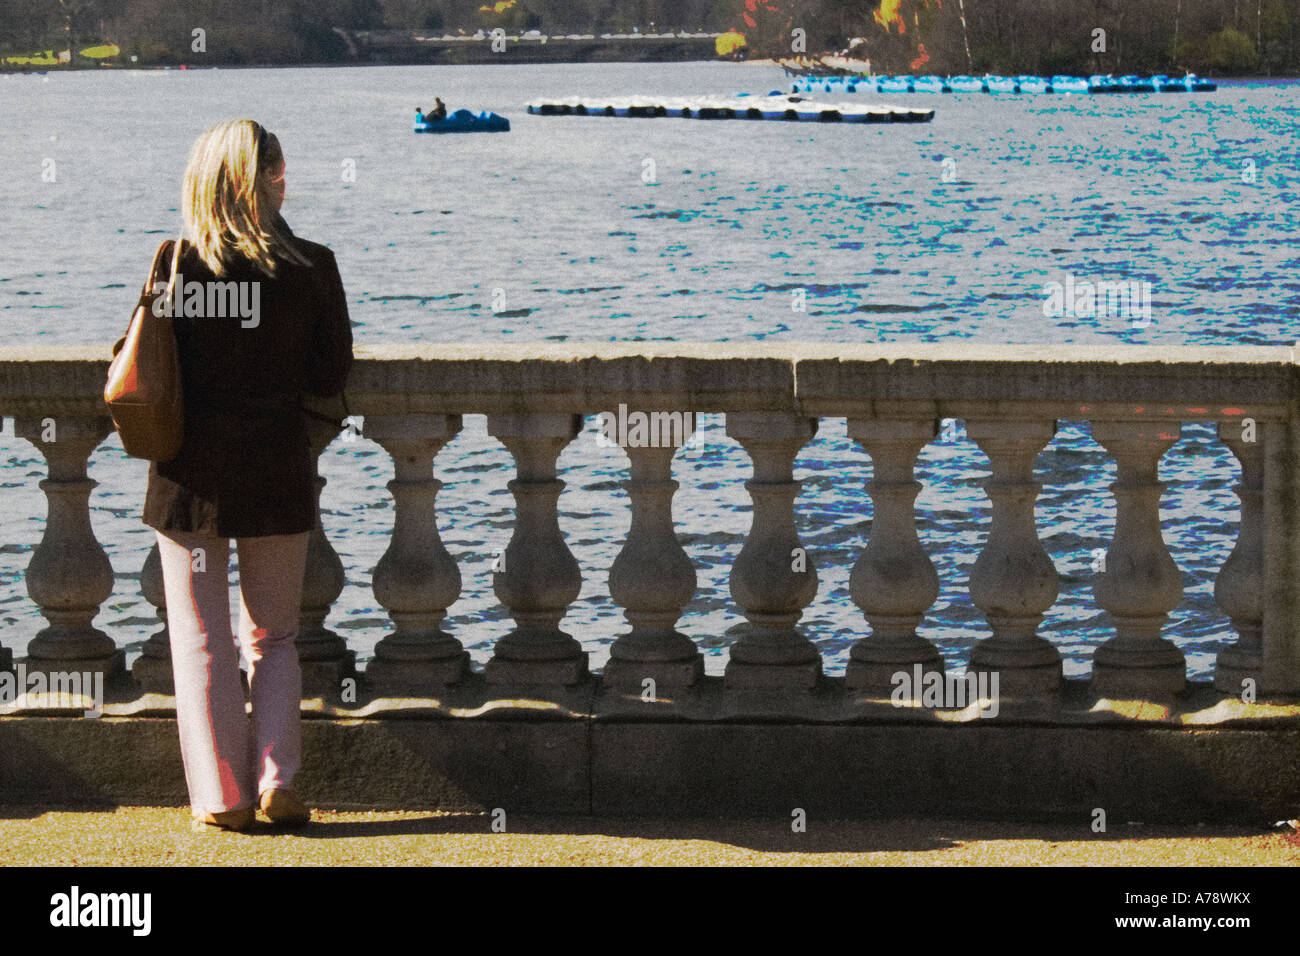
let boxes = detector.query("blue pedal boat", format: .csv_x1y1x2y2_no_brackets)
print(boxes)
415,109,511,133
878,75,913,93
1051,75,1090,93
948,75,986,93
1119,74,1157,92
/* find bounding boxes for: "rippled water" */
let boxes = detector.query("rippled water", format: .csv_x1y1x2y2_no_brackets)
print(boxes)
2,64,1297,678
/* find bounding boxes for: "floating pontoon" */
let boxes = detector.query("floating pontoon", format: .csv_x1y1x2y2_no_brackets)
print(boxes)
525,94,933,123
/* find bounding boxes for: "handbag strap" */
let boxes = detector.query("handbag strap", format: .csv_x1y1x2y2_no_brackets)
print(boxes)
135,237,184,306
114,238,183,353
139,241,172,298
163,237,183,310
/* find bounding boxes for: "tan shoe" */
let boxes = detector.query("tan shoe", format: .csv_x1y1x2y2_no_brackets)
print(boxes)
190,806,255,832
259,788,311,826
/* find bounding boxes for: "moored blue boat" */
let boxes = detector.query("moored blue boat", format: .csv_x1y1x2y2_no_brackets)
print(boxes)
948,75,986,93
911,75,947,94
1090,74,1155,93
985,74,1017,93
415,108,510,133
791,78,867,94
878,75,912,93
1051,75,1089,93
1017,75,1049,94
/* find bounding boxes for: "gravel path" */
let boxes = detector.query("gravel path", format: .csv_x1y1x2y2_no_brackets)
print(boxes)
1,807,1296,866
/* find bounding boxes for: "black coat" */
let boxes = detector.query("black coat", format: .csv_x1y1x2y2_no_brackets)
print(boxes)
142,230,354,538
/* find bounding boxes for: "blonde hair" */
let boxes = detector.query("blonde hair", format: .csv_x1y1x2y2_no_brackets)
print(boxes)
181,119,310,278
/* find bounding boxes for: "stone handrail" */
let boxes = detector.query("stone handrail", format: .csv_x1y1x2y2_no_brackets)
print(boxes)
1,342,1297,704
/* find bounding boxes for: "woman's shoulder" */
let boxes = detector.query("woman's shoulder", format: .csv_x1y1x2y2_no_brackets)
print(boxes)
174,239,213,276
168,233,340,281
287,235,340,270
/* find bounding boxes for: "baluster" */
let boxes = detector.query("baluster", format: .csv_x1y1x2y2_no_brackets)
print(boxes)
130,543,173,693
365,414,468,692
725,412,820,690
0,421,8,674
0,424,6,670
1214,421,1263,695
968,420,1062,696
15,415,122,678
1091,421,1186,696
486,413,587,685
846,419,944,692
1259,419,1299,696
604,423,702,690
297,423,355,695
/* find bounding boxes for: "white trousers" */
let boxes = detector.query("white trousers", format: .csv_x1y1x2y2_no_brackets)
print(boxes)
156,529,309,814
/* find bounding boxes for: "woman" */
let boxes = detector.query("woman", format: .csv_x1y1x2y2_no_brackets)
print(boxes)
144,119,353,832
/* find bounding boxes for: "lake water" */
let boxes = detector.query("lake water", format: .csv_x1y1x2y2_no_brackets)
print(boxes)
1,63,1297,678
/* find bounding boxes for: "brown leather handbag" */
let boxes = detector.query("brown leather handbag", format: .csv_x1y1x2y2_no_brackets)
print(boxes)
104,239,185,462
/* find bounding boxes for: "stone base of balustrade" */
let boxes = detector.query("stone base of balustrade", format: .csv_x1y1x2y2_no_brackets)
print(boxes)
588,721,1300,821
1214,665,1261,697
485,656,590,687
126,654,356,699
724,660,821,691
130,655,174,695
2,682,1298,821
968,662,1063,698
845,659,945,693
602,657,704,691
364,653,471,693
301,653,358,698
129,651,374,698
1092,663,1186,699
1213,648,1264,697
24,649,125,682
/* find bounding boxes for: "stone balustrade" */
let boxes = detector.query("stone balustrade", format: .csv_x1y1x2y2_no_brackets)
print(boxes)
1,342,1298,709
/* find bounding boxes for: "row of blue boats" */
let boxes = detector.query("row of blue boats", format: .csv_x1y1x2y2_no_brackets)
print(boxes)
792,73,1217,95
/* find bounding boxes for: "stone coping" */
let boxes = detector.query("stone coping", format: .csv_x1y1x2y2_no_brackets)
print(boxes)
1,343,1296,418
1,342,1296,364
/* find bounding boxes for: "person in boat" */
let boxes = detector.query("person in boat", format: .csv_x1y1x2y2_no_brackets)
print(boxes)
429,97,446,121
415,106,425,125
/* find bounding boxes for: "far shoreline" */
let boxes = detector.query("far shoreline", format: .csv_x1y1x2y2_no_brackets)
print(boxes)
3,57,1297,82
